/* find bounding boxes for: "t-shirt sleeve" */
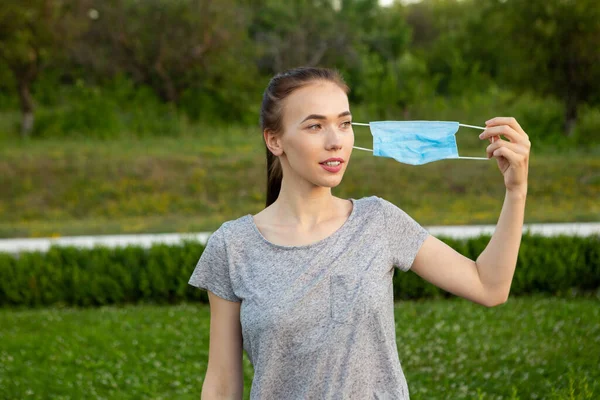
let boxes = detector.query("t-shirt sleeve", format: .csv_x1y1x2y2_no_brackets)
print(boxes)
188,225,241,302
377,196,430,272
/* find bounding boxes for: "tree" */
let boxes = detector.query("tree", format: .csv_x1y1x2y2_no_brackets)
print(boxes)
404,0,495,96
0,0,89,137
460,0,600,136
506,0,600,135
249,0,360,74
74,0,255,105
351,1,436,117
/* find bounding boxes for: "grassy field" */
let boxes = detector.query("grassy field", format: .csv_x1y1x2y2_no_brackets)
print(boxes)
1,127,599,238
0,296,598,399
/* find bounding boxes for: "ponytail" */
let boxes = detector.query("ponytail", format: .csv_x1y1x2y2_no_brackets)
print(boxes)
266,147,283,207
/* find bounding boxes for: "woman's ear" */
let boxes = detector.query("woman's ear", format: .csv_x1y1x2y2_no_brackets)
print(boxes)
264,129,284,156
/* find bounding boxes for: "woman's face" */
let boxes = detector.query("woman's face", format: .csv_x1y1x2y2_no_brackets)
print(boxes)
273,80,354,189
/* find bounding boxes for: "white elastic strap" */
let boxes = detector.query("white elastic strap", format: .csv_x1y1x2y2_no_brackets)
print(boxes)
453,156,489,160
351,148,489,160
353,122,486,130
352,146,373,152
458,123,486,130
457,124,487,159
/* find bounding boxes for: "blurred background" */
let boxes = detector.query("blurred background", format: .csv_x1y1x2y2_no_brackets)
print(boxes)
0,0,599,238
0,0,599,399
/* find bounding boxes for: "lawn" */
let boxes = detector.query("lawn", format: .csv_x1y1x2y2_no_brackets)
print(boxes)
0,296,598,399
1,129,599,238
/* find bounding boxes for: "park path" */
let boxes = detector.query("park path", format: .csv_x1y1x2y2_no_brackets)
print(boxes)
0,222,598,254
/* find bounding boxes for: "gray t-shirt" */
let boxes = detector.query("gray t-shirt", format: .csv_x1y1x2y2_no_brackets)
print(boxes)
188,195,430,399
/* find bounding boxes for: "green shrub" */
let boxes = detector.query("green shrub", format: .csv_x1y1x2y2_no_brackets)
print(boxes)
574,105,600,147
31,77,186,139
504,92,565,145
0,235,598,307
392,234,600,300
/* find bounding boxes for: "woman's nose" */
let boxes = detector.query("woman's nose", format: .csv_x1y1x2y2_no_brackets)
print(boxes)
325,127,343,150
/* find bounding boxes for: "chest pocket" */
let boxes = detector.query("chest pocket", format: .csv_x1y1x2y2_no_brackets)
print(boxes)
330,274,362,323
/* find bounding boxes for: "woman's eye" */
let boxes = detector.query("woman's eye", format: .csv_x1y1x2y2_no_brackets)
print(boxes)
308,124,321,131
341,121,352,128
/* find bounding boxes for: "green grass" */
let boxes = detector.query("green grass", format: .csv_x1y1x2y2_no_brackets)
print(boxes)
0,296,598,399
1,128,599,238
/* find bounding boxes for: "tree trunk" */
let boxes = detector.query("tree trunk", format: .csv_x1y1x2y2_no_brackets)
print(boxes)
564,98,577,137
18,80,35,138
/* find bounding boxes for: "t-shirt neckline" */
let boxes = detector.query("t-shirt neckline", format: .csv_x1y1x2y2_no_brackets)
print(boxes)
246,198,358,250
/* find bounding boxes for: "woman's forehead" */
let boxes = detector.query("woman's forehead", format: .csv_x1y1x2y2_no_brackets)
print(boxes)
284,82,350,122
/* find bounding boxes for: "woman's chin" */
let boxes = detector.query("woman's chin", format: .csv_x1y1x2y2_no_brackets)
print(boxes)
316,175,344,188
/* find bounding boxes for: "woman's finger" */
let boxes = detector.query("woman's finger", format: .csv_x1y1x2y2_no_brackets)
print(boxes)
485,116,527,138
491,146,527,166
486,138,528,158
480,125,526,144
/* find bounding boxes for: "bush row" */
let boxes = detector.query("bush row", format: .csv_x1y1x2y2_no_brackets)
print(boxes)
0,234,598,308
393,234,600,300
5,79,600,148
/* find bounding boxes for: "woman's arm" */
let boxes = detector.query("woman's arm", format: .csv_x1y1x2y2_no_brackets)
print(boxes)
410,190,526,307
409,117,530,307
201,291,244,399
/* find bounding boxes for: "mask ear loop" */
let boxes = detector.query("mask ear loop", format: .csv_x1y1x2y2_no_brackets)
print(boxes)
350,122,492,160
455,124,489,160
351,122,374,152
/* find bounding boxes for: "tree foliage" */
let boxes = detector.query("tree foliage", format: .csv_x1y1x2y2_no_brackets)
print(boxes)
499,0,600,135
0,0,599,137
0,0,89,136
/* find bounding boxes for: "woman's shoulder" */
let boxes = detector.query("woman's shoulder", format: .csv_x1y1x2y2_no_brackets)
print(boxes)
207,214,253,242
356,195,415,221
355,194,385,210
220,214,251,231
366,195,403,210
360,195,381,203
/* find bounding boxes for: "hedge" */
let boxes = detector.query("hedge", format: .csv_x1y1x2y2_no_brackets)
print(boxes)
0,234,598,307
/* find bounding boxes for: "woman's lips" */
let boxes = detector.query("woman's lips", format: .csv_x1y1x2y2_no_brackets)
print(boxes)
320,162,343,173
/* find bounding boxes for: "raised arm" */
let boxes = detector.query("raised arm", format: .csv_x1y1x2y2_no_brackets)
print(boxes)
410,117,530,307
201,291,244,400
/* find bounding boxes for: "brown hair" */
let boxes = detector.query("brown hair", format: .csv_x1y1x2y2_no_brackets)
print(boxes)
260,67,349,207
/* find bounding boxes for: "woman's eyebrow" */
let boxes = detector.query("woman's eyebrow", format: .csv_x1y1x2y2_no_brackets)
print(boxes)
300,111,352,123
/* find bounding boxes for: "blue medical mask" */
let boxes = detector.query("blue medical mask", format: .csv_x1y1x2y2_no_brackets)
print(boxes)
351,121,489,165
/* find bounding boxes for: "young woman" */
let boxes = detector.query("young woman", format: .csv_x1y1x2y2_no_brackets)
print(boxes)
189,67,530,399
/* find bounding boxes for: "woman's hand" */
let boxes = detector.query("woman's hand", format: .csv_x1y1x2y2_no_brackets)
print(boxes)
479,117,530,196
